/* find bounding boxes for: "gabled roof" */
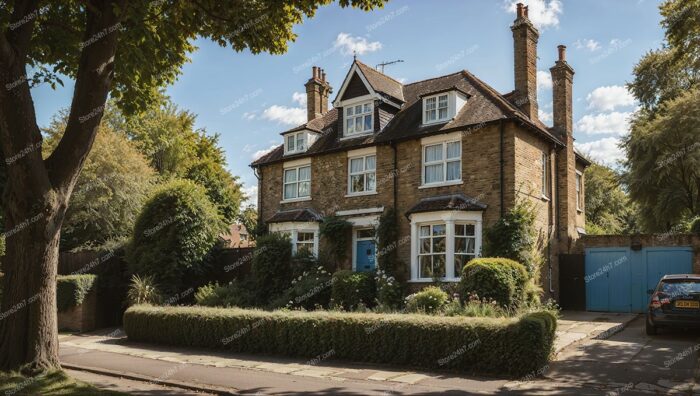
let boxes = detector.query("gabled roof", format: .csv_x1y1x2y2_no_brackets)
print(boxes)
252,63,567,168
354,60,405,103
406,193,488,217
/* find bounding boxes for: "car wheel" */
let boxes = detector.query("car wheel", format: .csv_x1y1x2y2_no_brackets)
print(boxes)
646,317,657,336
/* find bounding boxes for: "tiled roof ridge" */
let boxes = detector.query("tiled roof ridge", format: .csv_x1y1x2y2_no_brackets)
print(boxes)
354,59,405,86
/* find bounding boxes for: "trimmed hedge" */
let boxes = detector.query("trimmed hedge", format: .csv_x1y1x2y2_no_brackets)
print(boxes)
459,258,529,309
57,275,96,312
124,305,556,376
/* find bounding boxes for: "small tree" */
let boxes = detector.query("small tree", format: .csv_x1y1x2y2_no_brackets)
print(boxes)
250,233,294,305
127,179,224,295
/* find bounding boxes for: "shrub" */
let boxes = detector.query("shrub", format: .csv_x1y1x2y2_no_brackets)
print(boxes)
271,265,333,310
127,179,225,295
194,280,254,308
57,275,97,312
459,258,529,309
444,293,507,318
691,217,700,234
124,305,557,376
126,274,162,306
376,208,402,277
405,286,449,314
319,216,353,264
483,200,542,278
330,270,376,310
374,269,403,310
250,233,293,304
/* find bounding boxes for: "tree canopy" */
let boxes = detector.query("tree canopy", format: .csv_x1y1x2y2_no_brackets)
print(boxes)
584,163,640,235
623,0,700,232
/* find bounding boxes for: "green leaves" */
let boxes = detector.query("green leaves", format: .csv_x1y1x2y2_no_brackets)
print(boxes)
584,163,639,235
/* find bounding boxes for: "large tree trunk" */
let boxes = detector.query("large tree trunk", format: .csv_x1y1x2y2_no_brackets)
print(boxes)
0,0,123,374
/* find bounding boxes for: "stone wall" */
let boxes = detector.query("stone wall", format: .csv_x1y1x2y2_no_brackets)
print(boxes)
57,288,97,333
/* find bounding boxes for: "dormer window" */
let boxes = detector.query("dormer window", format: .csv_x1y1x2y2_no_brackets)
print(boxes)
421,90,468,125
345,101,373,135
425,94,449,123
285,132,306,154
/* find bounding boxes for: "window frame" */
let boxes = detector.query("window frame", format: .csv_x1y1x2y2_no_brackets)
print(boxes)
347,154,377,195
453,223,477,278
283,165,311,202
344,100,374,136
422,140,462,187
284,131,307,155
541,151,550,199
422,93,450,124
576,171,583,211
418,223,447,279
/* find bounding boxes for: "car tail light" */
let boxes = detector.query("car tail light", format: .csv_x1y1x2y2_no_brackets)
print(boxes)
650,293,662,309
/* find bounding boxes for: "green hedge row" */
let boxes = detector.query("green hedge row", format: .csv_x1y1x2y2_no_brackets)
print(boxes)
57,275,96,312
124,305,556,376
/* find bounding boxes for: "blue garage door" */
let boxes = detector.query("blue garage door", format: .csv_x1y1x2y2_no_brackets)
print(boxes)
585,246,693,313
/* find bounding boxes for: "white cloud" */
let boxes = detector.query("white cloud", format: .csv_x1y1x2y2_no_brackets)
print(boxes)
242,144,255,153
242,185,258,207
504,0,563,29
252,144,279,161
574,39,601,52
242,111,257,120
334,32,382,56
292,92,307,107
586,85,636,112
538,109,553,123
261,105,307,126
537,70,552,91
575,137,624,165
576,111,632,135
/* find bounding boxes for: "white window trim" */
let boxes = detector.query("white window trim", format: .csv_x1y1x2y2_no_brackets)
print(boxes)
576,170,583,212
409,211,482,282
541,151,550,200
421,139,462,188
343,99,374,137
282,164,311,203
422,93,450,125
269,222,320,257
347,154,377,196
284,131,307,155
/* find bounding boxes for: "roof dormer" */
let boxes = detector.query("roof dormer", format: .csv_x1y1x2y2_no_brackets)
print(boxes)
283,129,319,156
420,88,469,126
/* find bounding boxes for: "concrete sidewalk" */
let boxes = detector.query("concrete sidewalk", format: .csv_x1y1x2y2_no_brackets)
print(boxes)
59,310,638,394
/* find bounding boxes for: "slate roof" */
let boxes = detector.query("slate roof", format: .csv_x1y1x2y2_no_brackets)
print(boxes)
266,208,323,224
251,61,568,168
405,193,488,217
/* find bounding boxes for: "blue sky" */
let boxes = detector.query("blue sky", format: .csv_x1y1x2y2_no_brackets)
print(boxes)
32,0,665,207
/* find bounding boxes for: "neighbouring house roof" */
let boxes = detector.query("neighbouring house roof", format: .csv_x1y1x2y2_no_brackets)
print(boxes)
405,193,488,217
251,62,566,168
266,208,323,224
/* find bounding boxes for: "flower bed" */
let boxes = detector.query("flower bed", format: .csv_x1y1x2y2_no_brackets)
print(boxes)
124,305,556,376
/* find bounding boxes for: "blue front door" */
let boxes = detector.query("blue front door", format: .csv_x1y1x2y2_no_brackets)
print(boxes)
356,240,376,272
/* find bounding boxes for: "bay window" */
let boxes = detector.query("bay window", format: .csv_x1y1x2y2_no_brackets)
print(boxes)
423,141,461,186
283,165,311,201
418,224,447,278
454,224,477,277
345,101,373,135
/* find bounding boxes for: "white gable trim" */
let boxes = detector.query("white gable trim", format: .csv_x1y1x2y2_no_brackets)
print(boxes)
333,63,380,108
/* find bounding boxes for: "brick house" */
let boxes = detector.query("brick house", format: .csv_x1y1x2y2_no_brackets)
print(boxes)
251,4,590,299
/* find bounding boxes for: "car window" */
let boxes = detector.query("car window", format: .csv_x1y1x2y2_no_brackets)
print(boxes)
660,280,700,297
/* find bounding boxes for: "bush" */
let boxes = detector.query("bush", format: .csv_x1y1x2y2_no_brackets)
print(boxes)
374,270,403,310
483,200,541,277
330,270,376,310
126,274,162,306
271,265,333,310
250,233,293,304
57,275,97,312
194,280,254,308
319,216,353,264
124,305,557,376
405,286,449,314
127,179,224,295
691,217,700,234
444,293,506,318
459,258,529,309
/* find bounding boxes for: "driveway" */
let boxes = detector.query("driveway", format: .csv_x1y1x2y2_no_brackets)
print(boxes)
507,316,700,394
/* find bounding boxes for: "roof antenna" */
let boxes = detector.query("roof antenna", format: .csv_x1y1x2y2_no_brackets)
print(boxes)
376,59,404,74
353,51,357,61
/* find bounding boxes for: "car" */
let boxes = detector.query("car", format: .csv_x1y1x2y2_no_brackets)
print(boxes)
647,274,700,335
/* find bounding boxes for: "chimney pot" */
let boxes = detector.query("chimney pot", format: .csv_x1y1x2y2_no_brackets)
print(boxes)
558,45,566,62
305,65,330,121
524,5,529,18
516,3,524,18
321,71,326,82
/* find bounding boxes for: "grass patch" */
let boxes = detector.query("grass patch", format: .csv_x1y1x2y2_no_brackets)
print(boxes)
0,370,124,395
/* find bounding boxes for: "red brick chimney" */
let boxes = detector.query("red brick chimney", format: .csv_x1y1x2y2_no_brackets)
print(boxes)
511,2,540,121
304,66,332,122
550,45,578,250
